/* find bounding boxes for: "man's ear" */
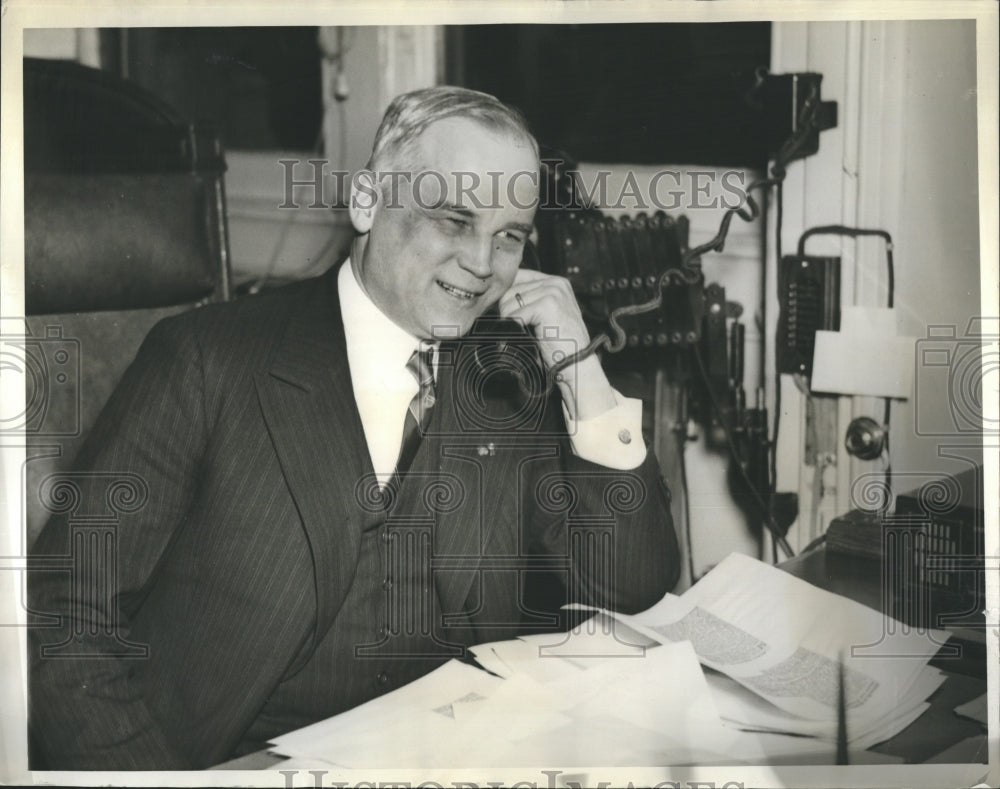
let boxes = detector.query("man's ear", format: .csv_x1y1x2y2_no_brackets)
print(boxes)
349,169,379,234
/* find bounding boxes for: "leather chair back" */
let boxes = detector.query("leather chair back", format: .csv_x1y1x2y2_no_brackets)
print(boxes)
21,57,232,546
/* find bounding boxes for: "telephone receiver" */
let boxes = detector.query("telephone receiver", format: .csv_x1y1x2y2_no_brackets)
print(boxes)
471,241,546,393
470,307,546,401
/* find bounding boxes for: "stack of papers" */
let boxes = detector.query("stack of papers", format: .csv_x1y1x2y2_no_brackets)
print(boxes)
586,553,949,750
270,617,749,766
269,553,947,767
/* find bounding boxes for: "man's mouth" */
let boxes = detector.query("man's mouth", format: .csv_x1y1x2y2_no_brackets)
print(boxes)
436,280,481,301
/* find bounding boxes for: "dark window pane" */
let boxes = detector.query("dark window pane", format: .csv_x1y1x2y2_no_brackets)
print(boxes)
450,23,771,168
120,27,322,151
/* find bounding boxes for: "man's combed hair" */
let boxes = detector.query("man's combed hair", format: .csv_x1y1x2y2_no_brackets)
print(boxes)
368,85,539,171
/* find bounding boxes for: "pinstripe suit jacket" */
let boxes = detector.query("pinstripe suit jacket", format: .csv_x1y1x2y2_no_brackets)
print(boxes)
28,265,678,770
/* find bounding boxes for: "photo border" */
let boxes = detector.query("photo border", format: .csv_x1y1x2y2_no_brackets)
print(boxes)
2,1,997,787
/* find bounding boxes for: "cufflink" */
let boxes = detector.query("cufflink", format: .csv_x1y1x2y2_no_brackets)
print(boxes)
477,443,496,457
618,429,632,445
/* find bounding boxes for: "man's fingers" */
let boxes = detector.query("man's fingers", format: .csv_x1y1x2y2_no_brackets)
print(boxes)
497,271,589,356
500,272,574,309
498,280,549,314
497,287,554,322
499,291,567,331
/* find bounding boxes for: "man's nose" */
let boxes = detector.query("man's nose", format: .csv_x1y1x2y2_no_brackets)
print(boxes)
457,235,494,279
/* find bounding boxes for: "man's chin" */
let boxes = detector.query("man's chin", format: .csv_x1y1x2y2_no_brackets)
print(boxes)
426,307,494,340
426,316,476,340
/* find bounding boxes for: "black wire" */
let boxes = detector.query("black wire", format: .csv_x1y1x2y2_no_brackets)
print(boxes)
769,178,784,521
796,224,897,504
883,398,892,502
678,411,696,586
799,531,827,555
546,178,778,390
758,81,824,552
796,225,894,309
691,343,795,559
775,180,784,265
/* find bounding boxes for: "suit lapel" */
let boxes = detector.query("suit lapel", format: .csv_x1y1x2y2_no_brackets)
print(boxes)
254,268,374,650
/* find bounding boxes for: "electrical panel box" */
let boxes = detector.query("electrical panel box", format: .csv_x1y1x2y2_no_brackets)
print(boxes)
776,255,840,375
549,210,704,353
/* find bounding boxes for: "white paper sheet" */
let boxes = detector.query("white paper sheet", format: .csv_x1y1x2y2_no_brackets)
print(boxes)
571,553,949,744
811,306,916,398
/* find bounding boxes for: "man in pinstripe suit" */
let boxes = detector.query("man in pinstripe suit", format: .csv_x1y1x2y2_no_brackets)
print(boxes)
28,87,679,769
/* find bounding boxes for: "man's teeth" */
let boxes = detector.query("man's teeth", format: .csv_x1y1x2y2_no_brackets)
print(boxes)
438,281,476,300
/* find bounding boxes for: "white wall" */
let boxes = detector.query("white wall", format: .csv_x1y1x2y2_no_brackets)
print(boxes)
22,28,98,66
890,21,983,478
770,19,985,547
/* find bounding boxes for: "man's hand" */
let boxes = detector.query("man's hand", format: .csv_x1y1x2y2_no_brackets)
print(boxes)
497,268,617,421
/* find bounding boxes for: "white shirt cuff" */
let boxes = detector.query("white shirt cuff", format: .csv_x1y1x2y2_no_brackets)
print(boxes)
563,389,646,470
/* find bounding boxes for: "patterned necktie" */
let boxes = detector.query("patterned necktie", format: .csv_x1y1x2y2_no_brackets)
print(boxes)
385,347,436,498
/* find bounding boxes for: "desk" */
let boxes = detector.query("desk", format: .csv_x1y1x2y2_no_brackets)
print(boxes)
780,545,987,763
216,547,988,769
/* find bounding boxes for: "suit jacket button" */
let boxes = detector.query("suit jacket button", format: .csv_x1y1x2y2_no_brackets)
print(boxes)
376,671,389,686
382,578,393,590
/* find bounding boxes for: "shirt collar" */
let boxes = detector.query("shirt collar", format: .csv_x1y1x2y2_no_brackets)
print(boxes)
338,259,433,386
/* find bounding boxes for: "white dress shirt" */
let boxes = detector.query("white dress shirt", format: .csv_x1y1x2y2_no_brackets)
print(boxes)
338,260,646,484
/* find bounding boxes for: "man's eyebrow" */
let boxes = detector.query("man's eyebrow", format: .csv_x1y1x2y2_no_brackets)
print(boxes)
434,205,533,234
440,203,475,216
